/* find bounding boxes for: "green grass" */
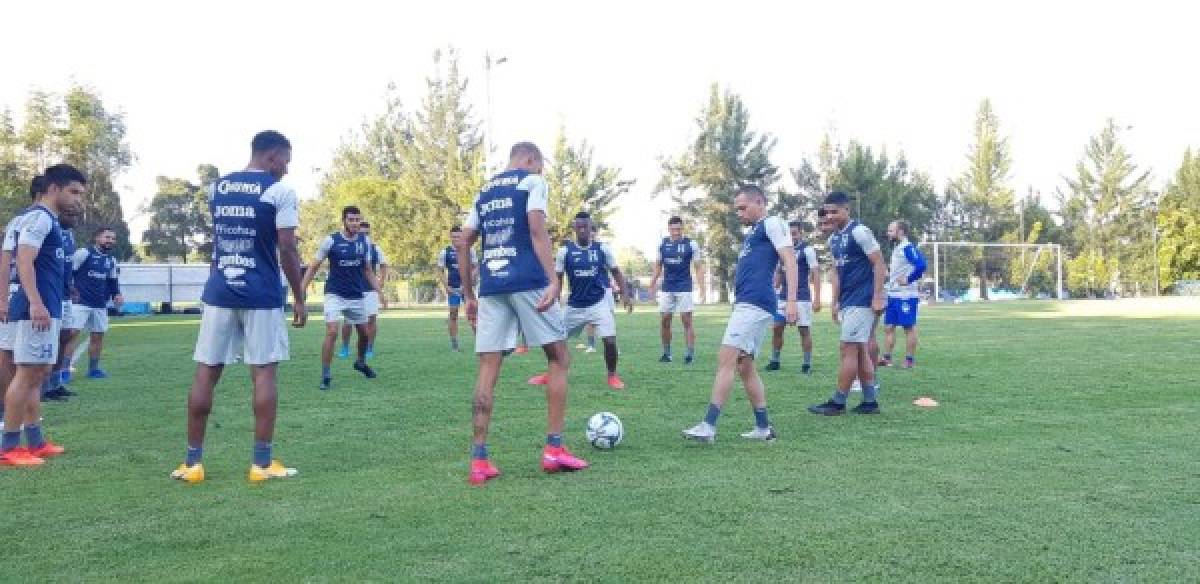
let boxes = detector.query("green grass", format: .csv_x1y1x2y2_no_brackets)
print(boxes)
3,300,1198,583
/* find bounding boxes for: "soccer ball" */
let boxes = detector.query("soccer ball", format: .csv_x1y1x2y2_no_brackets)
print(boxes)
585,411,623,450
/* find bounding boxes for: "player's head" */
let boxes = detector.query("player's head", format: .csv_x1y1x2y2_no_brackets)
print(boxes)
29,174,46,201
821,191,852,229
733,185,768,226
817,208,835,236
341,205,362,234
508,142,544,174
788,219,805,242
667,216,684,240
42,163,88,215
61,203,81,229
573,211,593,243
251,130,292,180
449,225,462,246
359,221,371,238
887,219,909,242
93,227,116,251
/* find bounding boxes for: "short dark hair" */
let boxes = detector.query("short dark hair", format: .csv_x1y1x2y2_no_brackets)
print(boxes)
574,211,591,221
92,226,115,239
788,220,803,230
359,221,371,229
509,141,543,161
29,175,46,200
450,225,462,233
893,219,910,236
824,191,851,206
42,164,87,189
736,184,767,203
251,130,291,154
341,205,361,219
667,216,683,226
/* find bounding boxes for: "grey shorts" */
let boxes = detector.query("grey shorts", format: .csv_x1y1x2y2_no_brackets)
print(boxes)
564,299,616,339
61,301,77,330
476,289,565,353
839,306,879,343
193,305,289,366
324,294,367,326
721,303,774,358
70,304,110,332
14,318,62,364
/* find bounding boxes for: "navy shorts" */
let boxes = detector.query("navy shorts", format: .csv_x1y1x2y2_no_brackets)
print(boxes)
884,297,919,328
448,292,463,307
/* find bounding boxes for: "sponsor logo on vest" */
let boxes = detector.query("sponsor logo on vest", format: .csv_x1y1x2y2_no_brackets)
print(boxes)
216,180,263,196
217,254,257,269
479,197,514,215
214,205,257,219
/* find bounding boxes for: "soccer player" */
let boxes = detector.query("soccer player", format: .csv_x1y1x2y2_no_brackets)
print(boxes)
647,216,703,364
0,175,46,424
808,191,887,416
63,227,123,379
436,225,476,352
1,163,86,466
459,141,588,486
881,220,926,369
43,204,81,401
300,205,385,390
170,131,307,483
338,221,387,358
682,185,798,443
529,211,634,390
766,220,822,373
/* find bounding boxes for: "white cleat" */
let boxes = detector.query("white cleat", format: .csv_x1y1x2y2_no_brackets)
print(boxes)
850,379,862,392
682,422,716,443
739,426,777,441
585,346,597,353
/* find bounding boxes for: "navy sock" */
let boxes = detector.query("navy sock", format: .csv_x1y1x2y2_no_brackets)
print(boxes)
89,357,100,371
863,383,879,402
704,403,721,426
832,391,848,406
753,407,770,429
770,349,781,362
662,343,671,356
253,441,272,467
186,445,203,466
471,443,488,460
24,424,44,448
321,366,331,379
685,346,694,358
2,431,20,451
883,353,892,360
587,335,596,349
803,352,812,365
546,433,562,447
450,337,458,349
905,355,914,363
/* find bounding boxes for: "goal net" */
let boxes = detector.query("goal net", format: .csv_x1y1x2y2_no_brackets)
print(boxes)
917,242,1064,302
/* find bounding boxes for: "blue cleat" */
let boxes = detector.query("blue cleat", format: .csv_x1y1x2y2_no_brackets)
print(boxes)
337,346,350,359
87,369,108,379
61,370,73,384
365,349,374,359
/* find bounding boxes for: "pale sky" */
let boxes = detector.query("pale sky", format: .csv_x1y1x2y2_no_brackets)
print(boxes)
3,0,1197,256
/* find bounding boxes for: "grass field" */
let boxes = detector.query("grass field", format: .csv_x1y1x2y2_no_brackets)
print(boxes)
3,299,1198,583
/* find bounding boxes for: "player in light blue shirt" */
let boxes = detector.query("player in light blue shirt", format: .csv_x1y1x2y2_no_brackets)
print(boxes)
881,220,927,368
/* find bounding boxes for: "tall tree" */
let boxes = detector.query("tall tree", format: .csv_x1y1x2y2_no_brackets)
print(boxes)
140,166,215,262
0,109,28,220
657,84,779,302
1058,119,1153,295
945,99,1017,299
543,124,634,242
1156,149,1200,291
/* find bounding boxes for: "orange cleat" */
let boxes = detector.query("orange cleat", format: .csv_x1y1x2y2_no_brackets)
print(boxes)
541,445,589,473
606,374,626,390
527,372,549,386
0,448,45,467
514,345,529,355
28,441,65,458
468,459,501,485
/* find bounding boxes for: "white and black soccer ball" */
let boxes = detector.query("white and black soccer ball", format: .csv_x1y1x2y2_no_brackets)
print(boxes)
585,411,623,450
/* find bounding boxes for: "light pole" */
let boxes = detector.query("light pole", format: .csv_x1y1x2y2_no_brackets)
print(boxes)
484,52,508,169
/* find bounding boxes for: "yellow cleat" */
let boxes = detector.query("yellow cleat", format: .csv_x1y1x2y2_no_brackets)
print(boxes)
170,463,205,484
248,460,298,482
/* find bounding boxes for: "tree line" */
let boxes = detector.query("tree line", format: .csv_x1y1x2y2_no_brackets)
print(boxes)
5,53,1196,298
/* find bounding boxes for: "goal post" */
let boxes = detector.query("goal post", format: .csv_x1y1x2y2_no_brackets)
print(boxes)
919,242,1064,302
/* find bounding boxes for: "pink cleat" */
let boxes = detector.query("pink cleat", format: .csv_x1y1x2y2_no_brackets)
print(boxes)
468,459,501,485
606,374,626,390
527,372,549,386
542,446,589,473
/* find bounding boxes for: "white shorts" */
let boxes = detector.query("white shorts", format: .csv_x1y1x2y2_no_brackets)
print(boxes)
564,300,617,339
476,289,566,353
839,306,879,343
0,320,16,351
70,304,110,333
13,319,62,365
657,291,695,314
324,294,367,326
193,306,289,366
604,288,616,313
776,299,814,327
363,291,380,317
61,301,77,330
720,303,774,358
